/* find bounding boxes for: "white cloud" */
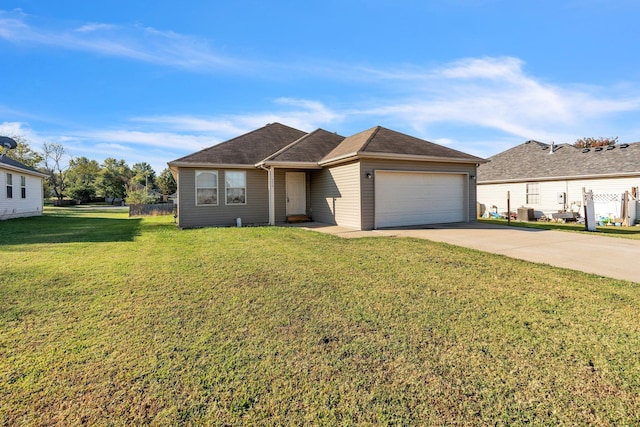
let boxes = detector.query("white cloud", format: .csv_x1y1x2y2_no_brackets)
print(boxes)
75,23,116,33
74,130,214,152
0,9,237,70
347,57,640,148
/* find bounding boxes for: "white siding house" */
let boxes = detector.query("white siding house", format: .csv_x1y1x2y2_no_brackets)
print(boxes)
0,155,47,220
477,140,640,223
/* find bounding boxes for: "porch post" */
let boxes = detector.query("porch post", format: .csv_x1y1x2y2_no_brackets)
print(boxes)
268,167,275,225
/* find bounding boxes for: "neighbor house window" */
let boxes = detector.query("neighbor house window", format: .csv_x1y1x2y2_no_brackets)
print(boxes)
6,173,12,199
195,170,218,205
225,171,246,205
21,176,26,199
526,182,540,204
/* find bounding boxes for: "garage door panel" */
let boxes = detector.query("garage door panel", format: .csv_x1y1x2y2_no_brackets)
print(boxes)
375,172,466,228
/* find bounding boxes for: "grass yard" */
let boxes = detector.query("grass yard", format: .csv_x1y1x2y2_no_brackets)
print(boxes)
1,208,639,425
479,217,640,240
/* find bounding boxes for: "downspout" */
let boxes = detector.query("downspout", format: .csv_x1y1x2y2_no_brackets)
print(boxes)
258,164,276,225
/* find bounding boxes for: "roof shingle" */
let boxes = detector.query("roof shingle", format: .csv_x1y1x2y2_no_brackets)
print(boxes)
321,126,485,163
170,123,307,165
478,140,640,182
0,155,45,176
265,129,345,163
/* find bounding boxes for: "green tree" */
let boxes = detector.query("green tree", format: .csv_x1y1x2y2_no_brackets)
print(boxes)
156,167,177,195
97,158,132,203
3,135,43,169
131,162,156,189
66,157,101,203
125,183,157,205
42,142,70,201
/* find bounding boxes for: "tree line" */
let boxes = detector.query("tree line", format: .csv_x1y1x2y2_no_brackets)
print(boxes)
4,136,176,204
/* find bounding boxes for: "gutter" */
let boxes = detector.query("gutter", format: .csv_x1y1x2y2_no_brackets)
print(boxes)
478,171,640,185
319,151,488,167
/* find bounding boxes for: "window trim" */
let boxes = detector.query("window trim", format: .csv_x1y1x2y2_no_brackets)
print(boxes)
195,170,219,206
526,182,540,204
20,175,26,199
6,173,12,199
225,170,247,205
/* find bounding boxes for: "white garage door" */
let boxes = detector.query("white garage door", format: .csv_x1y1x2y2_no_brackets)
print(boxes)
375,171,467,228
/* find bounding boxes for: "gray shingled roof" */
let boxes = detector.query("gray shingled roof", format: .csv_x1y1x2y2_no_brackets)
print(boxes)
170,123,307,165
478,140,640,183
170,123,484,168
0,155,46,176
321,126,485,163
264,129,345,163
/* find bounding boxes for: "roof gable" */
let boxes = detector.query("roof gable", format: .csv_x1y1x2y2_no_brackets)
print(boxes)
478,140,640,182
321,126,485,163
169,123,484,168
263,129,345,164
170,123,307,166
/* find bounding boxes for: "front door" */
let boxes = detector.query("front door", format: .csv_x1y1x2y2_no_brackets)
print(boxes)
286,172,306,216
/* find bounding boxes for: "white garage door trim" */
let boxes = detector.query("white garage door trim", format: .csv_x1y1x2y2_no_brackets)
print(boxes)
374,170,469,228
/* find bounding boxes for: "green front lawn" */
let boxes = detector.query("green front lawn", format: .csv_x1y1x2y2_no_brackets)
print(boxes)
480,217,640,240
1,208,639,425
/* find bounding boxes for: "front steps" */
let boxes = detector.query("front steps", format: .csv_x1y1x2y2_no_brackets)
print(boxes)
286,214,311,223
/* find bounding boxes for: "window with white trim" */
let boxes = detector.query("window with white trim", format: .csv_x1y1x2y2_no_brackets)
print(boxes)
6,173,12,199
225,171,246,205
21,176,26,199
526,182,540,204
195,170,218,205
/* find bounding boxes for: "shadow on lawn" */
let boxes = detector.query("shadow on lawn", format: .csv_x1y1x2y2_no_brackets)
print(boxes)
0,215,143,245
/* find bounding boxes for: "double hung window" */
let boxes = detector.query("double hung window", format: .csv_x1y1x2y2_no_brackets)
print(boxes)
225,171,246,205
526,183,540,204
196,171,218,205
6,173,12,199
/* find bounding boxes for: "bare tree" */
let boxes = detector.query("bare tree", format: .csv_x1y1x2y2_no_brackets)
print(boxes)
42,143,71,201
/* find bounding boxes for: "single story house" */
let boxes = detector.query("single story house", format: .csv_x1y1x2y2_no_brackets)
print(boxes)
168,123,486,230
0,154,48,220
477,140,640,221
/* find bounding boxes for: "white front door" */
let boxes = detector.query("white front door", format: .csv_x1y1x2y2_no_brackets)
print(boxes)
286,172,306,216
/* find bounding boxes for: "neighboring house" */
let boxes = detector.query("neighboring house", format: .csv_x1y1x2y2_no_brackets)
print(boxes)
0,155,48,220
477,140,640,221
168,123,485,230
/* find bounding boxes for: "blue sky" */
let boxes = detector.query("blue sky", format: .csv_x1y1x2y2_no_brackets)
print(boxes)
2,0,640,173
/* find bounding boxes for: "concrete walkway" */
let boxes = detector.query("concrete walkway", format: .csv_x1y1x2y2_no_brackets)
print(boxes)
295,222,640,283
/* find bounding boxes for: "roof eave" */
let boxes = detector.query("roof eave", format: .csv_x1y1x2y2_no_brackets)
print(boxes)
256,161,322,169
0,162,48,178
478,171,640,184
167,161,253,169
319,151,487,166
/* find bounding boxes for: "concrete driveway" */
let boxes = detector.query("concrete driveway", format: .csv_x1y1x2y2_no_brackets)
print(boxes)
296,222,640,283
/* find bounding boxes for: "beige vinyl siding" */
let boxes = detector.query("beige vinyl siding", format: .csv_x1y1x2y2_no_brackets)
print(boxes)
360,159,477,230
0,168,44,220
310,161,361,229
177,167,269,228
478,176,640,219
